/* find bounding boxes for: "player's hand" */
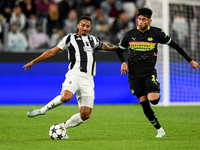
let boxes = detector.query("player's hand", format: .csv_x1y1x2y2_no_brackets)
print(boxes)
190,60,199,73
118,39,122,45
23,61,35,70
121,62,128,75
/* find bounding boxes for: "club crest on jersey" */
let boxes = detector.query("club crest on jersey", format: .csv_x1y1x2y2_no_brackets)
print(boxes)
89,35,93,41
83,46,93,52
147,37,153,41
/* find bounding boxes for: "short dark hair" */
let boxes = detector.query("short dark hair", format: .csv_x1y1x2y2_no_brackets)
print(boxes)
13,5,21,9
137,7,153,18
79,16,92,24
117,10,125,17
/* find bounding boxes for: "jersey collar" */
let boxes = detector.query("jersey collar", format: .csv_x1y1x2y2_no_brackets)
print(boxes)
77,33,89,37
137,26,150,32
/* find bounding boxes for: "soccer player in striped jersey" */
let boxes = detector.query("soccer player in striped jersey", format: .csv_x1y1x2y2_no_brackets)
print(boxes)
117,7,199,138
23,16,119,139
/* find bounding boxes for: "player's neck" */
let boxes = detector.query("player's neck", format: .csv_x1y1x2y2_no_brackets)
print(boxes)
78,33,88,36
137,26,150,33
139,29,147,33
139,27,149,33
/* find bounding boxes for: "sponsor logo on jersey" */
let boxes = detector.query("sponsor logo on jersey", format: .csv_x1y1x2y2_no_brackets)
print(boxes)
83,46,93,52
129,42,156,51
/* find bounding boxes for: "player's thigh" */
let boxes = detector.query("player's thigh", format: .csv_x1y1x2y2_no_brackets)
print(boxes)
145,73,160,93
78,75,94,97
128,77,146,96
61,73,79,95
77,96,94,109
76,75,94,109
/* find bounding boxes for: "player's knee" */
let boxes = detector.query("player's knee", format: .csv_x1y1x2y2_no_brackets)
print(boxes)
150,96,160,105
61,91,73,103
80,112,91,121
147,91,160,105
80,107,92,121
61,95,72,103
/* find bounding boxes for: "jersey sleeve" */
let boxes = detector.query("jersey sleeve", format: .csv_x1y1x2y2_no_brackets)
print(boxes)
119,32,129,50
57,34,71,50
93,36,103,50
158,29,171,45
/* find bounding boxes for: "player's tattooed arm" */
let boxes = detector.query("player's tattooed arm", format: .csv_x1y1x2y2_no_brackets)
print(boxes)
101,43,119,51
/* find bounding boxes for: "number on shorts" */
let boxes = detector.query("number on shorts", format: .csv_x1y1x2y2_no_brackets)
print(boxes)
151,75,158,85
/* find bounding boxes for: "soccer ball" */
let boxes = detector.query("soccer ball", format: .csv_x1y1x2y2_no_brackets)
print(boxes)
49,124,66,140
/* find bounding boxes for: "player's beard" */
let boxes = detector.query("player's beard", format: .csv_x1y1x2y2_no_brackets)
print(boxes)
81,30,88,36
139,24,148,31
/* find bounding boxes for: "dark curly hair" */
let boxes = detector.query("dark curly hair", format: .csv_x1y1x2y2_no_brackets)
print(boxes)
137,7,153,19
79,16,92,24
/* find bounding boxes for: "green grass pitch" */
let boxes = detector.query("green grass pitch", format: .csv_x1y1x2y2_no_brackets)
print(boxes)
0,105,200,150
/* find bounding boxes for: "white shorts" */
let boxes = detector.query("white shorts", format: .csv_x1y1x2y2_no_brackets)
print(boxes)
61,70,94,108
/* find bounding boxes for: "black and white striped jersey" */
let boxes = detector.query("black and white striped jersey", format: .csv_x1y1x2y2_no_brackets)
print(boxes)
57,33,103,76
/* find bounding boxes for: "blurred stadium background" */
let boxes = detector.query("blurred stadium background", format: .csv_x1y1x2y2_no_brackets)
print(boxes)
0,0,199,105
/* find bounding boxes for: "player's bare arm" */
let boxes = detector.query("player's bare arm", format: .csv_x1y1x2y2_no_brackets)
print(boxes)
23,46,62,70
189,60,199,73
116,48,128,75
101,43,119,51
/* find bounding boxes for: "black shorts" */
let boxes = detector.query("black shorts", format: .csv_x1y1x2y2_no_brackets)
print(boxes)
128,72,160,96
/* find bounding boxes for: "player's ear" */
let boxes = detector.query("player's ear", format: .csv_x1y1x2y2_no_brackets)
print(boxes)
89,26,92,30
149,19,152,24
